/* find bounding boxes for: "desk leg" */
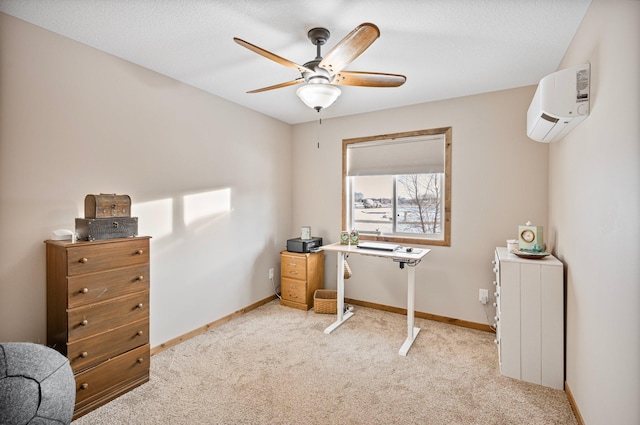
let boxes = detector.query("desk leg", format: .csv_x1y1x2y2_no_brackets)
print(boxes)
399,264,421,356
324,251,354,334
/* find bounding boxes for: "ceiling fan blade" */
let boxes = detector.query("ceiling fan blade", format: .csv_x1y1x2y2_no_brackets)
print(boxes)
319,23,380,75
246,78,305,94
332,71,406,87
234,38,314,74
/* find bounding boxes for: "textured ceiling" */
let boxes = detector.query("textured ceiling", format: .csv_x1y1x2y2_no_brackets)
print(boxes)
0,0,592,124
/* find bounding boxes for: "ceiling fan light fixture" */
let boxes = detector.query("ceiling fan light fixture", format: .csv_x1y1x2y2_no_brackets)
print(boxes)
296,84,341,112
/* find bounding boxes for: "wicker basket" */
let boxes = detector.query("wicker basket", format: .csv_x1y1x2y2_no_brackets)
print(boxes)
314,289,337,314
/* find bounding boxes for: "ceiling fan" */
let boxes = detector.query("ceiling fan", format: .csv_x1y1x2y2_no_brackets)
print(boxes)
233,23,406,111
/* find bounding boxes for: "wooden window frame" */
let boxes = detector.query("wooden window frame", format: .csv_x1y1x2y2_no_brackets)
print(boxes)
342,127,452,247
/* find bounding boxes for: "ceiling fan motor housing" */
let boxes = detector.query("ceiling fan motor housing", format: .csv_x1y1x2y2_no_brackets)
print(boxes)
304,27,332,84
301,60,331,84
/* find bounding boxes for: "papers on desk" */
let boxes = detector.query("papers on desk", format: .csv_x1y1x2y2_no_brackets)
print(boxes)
357,242,423,254
357,241,399,251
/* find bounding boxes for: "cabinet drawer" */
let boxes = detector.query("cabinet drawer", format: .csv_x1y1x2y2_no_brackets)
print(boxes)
281,277,306,302
68,292,149,341
281,255,307,280
75,344,149,406
68,319,149,373
67,239,149,276
68,264,149,308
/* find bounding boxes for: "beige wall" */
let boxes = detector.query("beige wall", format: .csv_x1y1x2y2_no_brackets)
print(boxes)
4,3,638,423
550,1,640,424
291,86,549,325
0,13,293,347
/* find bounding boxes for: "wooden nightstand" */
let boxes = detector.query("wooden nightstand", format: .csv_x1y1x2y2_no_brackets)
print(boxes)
280,250,324,310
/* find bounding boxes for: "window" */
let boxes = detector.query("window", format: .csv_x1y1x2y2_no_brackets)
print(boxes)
342,127,451,246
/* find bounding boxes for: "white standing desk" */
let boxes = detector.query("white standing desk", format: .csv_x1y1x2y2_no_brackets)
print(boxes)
320,242,431,356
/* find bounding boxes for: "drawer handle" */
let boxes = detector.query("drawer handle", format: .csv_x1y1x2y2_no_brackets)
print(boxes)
79,257,88,264
137,303,144,309
136,276,144,281
80,351,88,358
137,358,144,364
80,383,89,390
289,271,298,275
136,249,144,255
80,319,89,326
137,330,144,336
80,288,89,294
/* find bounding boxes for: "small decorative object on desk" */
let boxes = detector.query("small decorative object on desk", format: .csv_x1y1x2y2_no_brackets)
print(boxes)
301,226,311,240
349,229,359,245
340,231,349,245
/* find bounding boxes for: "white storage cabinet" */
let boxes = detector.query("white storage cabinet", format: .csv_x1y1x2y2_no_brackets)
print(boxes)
492,247,564,389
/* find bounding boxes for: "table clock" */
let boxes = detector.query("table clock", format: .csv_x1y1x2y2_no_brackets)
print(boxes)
518,221,544,251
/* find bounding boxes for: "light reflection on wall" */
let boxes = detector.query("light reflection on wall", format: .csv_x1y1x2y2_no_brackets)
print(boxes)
183,188,231,226
132,198,173,238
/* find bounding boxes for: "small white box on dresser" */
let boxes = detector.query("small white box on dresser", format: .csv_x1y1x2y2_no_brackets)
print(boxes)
492,247,564,389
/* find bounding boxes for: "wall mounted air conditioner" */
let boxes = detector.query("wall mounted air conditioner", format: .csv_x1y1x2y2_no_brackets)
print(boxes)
527,63,590,143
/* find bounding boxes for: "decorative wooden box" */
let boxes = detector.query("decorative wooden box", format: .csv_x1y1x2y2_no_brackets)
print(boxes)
75,217,138,241
84,194,132,218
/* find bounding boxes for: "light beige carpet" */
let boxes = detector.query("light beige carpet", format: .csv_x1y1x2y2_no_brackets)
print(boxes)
72,300,577,424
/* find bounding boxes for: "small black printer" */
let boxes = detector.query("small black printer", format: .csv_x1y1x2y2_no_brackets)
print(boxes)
287,237,323,253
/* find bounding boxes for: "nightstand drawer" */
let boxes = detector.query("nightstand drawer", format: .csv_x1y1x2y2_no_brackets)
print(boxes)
68,264,149,308
68,291,149,341
68,318,149,373
281,277,306,302
281,255,307,280
66,238,149,276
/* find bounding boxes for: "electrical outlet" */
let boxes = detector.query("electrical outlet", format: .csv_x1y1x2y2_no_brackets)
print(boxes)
268,268,274,279
479,288,489,304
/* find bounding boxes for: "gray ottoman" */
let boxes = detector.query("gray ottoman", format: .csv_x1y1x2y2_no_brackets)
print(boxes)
0,342,75,425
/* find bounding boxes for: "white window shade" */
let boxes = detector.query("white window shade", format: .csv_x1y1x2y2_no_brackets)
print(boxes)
347,135,445,176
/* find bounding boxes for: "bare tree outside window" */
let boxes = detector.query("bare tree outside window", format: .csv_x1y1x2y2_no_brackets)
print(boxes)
397,174,442,234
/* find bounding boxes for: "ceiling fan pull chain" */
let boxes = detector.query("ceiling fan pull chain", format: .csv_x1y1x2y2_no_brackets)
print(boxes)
317,116,323,149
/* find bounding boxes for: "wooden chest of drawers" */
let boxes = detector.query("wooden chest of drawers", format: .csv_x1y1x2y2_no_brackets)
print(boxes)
280,250,324,310
45,236,151,419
